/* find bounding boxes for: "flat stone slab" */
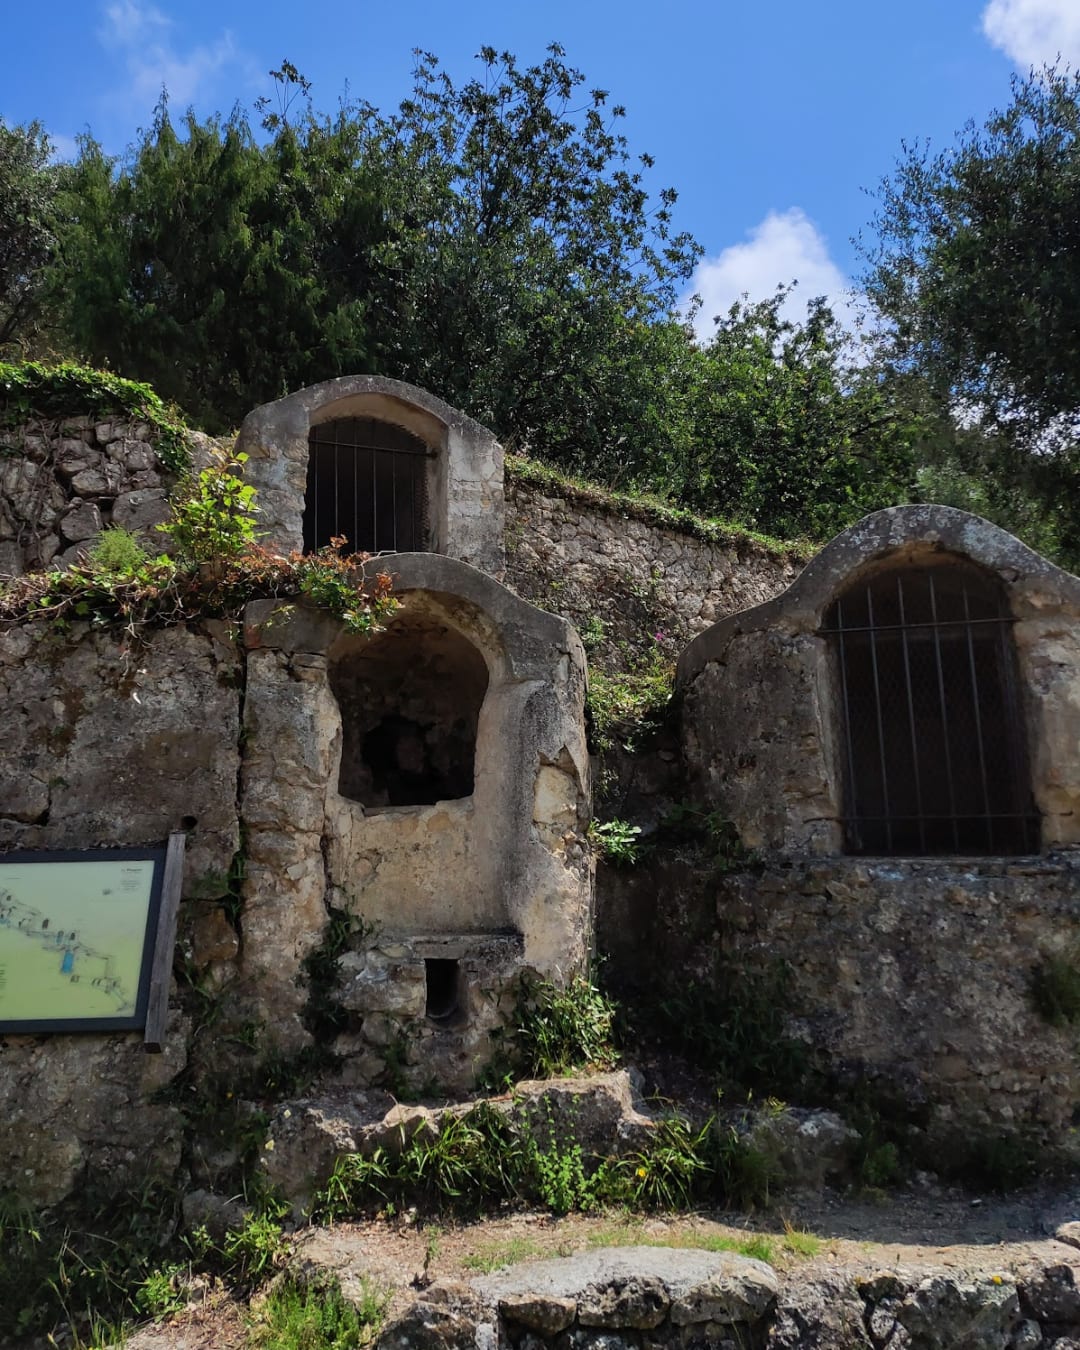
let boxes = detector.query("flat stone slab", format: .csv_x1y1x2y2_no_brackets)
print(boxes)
474,1245,779,1328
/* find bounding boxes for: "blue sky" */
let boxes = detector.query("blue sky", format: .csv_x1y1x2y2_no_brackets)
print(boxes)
5,0,1077,336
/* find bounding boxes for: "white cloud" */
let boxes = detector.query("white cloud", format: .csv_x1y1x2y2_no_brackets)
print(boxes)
47,133,80,163
687,208,858,343
981,0,1080,69
98,0,241,109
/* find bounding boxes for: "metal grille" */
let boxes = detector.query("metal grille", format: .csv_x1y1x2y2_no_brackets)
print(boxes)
303,417,432,555
821,560,1039,856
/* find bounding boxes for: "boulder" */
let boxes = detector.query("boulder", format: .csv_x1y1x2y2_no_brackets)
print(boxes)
729,1105,860,1191
510,1071,656,1156
259,1091,397,1215
897,1275,1021,1350
474,1246,778,1340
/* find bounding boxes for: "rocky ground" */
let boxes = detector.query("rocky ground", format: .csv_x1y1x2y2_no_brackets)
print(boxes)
114,1180,1080,1350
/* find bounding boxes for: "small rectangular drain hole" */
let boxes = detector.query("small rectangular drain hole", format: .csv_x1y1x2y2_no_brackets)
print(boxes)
425,958,461,1022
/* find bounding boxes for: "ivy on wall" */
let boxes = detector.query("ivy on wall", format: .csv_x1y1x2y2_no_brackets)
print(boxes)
0,360,191,473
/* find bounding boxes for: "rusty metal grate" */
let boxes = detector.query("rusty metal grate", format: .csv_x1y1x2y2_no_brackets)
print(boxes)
820,560,1040,856
303,417,432,555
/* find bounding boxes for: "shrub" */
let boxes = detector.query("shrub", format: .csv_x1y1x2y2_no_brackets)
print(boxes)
161,448,259,563
588,818,642,866
1031,952,1080,1026
247,1275,388,1349
509,974,620,1079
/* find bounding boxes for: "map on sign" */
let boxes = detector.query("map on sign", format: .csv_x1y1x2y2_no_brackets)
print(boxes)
0,854,161,1030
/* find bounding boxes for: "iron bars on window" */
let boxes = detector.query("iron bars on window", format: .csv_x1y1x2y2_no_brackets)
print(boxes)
820,559,1039,856
303,417,433,556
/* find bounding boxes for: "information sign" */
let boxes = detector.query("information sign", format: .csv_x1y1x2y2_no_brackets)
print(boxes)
0,846,167,1034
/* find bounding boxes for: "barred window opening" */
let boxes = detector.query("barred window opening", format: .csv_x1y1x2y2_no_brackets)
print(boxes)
822,559,1039,856
304,417,433,555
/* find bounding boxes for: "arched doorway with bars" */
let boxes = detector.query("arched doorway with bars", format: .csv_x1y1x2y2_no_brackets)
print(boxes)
821,556,1040,856
303,416,435,556
236,375,506,576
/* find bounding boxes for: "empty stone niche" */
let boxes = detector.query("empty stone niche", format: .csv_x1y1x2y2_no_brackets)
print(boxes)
240,552,593,1077
677,505,1080,857
329,610,488,809
235,374,505,577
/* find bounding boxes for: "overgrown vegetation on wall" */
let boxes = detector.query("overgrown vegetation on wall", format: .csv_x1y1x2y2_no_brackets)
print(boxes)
0,442,398,634
0,359,190,472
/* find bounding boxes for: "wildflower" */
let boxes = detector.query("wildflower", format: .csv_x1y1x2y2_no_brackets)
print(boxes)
636,1166,648,1179
265,1139,275,1151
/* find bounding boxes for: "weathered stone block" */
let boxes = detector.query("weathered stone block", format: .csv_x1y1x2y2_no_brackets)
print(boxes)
59,498,102,542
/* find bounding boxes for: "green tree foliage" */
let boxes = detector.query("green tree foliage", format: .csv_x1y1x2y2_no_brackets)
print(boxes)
865,65,1080,563
0,120,60,350
37,49,918,541
867,64,1080,435
52,86,387,429
361,45,701,470
687,292,915,539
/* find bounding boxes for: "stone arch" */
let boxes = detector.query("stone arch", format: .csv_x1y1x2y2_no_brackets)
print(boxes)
235,375,505,576
678,506,1080,855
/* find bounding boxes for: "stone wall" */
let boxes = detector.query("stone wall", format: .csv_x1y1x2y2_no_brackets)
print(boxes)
599,850,1080,1151
594,506,1080,1153
0,621,238,1206
0,414,192,577
0,407,802,654
505,476,800,657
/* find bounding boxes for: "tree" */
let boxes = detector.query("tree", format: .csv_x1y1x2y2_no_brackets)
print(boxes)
865,65,1080,562
47,49,701,449
684,292,916,540
866,64,1080,441
358,44,702,470
50,89,389,430
0,120,59,351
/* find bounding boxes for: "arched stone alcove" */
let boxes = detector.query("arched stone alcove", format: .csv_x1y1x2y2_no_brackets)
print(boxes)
235,375,505,576
329,612,489,808
677,505,1080,855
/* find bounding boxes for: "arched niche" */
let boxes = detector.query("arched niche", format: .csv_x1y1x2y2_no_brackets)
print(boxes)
328,609,490,809
822,553,1038,856
235,376,505,576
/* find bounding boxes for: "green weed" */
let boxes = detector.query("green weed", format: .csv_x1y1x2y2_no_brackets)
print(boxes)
135,1262,190,1320
586,646,674,753
781,1225,823,1258
88,526,150,576
507,974,619,1080
461,1236,547,1273
247,1276,388,1349
1031,952,1080,1026
588,818,642,866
